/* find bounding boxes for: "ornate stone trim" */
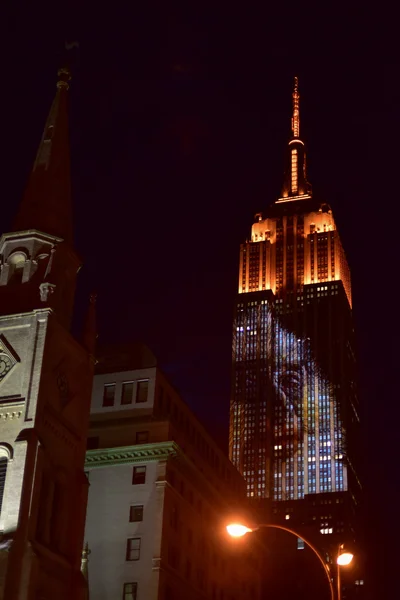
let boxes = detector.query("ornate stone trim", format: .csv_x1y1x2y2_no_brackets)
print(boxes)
85,441,179,469
0,334,20,385
0,410,23,422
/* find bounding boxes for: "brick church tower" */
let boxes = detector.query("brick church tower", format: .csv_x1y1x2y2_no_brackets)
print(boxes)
0,67,95,599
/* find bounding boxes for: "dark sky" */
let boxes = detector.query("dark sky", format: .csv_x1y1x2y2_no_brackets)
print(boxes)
2,3,400,597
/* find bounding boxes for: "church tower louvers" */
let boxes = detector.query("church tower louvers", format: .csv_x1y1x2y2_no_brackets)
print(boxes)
0,67,94,600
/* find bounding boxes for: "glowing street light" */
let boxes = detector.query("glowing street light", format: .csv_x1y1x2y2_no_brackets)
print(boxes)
226,522,354,600
226,524,254,537
226,521,335,600
336,546,354,600
337,552,354,566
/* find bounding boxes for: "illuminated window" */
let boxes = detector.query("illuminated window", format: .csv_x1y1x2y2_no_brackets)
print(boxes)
123,583,138,600
297,538,305,550
102,384,115,407
291,149,298,193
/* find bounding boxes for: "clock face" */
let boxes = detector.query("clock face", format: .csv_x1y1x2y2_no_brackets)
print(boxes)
0,354,13,379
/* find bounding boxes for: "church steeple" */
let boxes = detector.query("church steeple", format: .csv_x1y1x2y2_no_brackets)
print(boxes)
0,65,80,329
0,58,94,600
279,77,312,202
12,67,73,244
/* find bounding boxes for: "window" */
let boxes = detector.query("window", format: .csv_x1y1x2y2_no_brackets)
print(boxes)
136,380,148,403
291,149,298,194
123,582,138,600
130,505,144,522
103,384,115,407
297,537,305,550
0,458,8,515
135,431,149,444
121,382,134,405
7,252,26,284
126,538,141,561
132,466,146,485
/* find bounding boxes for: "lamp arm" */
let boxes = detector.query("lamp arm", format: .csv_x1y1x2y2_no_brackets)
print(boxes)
257,523,335,600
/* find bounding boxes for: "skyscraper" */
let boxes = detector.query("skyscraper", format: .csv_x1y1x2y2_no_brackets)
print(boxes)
0,68,94,599
229,79,361,553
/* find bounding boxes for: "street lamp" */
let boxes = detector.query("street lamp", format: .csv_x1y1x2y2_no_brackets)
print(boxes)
226,524,253,537
226,521,353,600
336,545,354,600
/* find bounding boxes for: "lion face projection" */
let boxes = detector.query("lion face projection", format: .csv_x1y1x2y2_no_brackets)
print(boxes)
271,318,345,501
231,299,347,501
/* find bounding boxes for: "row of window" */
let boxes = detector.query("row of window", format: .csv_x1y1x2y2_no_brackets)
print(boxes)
102,380,149,408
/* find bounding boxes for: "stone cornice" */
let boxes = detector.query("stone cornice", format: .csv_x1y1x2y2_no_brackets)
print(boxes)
0,229,63,246
85,441,179,469
0,308,52,323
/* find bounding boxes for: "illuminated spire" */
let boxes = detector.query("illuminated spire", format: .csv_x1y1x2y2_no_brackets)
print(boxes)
12,67,73,243
278,77,311,202
291,76,300,139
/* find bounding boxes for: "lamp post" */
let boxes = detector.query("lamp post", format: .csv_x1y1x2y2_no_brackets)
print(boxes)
227,522,353,600
336,543,354,600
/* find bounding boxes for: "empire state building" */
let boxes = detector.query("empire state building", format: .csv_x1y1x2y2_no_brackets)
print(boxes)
229,79,361,545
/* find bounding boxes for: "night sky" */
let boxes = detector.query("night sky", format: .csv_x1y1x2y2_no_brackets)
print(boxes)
3,3,399,597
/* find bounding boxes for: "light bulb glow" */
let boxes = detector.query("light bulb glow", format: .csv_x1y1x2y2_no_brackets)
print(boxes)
226,523,253,537
337,552,353,566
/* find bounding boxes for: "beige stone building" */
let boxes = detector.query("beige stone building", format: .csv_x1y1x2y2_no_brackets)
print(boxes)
0,67,94,599
85,344,262,600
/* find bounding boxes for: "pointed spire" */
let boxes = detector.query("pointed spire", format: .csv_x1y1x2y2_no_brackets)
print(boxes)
278,77,312,202
12,66,73,243
291,76,300,138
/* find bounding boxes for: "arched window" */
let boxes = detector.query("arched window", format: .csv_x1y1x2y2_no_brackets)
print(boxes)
0,446,12,516
0,457,7,514
7,251,27,285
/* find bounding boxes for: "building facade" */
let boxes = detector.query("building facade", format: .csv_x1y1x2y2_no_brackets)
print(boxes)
85,344,262,600
229,79,362,583
0,68,94,599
